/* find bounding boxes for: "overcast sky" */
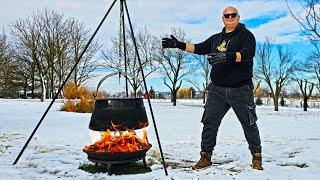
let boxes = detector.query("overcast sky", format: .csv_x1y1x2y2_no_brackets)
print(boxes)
0,0,312,93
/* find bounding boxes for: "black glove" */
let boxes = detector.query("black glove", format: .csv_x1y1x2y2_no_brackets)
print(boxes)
162,35,186,50
207,52,236,65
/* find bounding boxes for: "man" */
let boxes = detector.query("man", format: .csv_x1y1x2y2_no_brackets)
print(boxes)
162,6,263,170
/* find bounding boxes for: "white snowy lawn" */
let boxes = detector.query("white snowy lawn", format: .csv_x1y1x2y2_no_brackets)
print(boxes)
0,99,319,180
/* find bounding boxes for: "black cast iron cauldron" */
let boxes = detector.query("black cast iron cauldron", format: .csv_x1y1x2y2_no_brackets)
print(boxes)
89,71,149,131
89,98,149,131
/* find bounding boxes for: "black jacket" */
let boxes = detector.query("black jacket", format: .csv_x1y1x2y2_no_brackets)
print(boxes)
194,23,255,87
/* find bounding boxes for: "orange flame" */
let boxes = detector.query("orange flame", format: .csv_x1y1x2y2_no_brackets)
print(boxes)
84,128,149,153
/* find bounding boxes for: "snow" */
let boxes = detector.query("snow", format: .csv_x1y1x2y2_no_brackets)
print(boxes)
0,98,320,179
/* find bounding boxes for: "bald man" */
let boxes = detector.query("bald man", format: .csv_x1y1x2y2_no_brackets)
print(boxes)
162,6,263,170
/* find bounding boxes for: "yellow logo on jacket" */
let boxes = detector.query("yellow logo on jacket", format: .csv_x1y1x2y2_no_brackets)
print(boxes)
216,40,230,52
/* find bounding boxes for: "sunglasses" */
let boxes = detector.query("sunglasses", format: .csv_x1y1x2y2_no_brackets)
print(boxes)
223,13,238,19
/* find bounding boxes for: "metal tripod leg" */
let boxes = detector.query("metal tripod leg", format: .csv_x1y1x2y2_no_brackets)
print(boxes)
107,164,113,175
143,157,147,169
123,0,168,176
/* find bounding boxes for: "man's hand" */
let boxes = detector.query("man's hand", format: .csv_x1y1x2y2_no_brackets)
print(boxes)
207,53,227,65
207,52,237,64
162,35,186,50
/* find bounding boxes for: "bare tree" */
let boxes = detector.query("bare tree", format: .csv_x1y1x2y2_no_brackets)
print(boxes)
68,19,100,86
39,9,69,98
287,0,320,105
11,13,47,101
287,0,320,40
101,26,158,97
0,30,28,98
11,9,100,101
292,40,320,111
297,79,315,111
187,54,210,104
306,41,320,91
11,32,37,98
255,38,297,111
0,31,15,97
13,54,32,98
156,27,194,106
0,31,10,89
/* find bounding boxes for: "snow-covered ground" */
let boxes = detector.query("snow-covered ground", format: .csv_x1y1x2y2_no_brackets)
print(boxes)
0,99,319,180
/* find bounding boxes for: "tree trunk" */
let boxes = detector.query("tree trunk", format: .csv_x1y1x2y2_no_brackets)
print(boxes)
31,72,35,99
40,83,46,102
171,91,177,106
274,96,279,111
51,67,54,99
40,76,46,102
74,66,77,86
46,78,50,99
23,77,28,99
202,91,206,104
303,96,308,111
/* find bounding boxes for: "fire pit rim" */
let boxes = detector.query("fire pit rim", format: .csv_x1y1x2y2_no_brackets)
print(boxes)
83,144,152,162
83,143,152,154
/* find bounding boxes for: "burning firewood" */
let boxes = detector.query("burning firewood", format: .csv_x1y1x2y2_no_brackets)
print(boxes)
84,129,150,153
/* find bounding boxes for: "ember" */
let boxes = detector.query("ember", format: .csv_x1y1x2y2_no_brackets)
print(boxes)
84,129,150,153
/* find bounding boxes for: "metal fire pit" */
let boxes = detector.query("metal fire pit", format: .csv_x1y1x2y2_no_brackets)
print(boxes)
84,72,153,175
83,144,151,161
83,144,152,175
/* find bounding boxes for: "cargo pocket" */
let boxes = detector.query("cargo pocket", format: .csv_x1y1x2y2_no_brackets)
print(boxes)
246,103,258,125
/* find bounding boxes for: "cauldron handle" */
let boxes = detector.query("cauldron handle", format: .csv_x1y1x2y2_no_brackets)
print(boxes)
93,69,141,98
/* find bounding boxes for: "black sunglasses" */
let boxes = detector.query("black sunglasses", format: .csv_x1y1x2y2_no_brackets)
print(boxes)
223,13,238,19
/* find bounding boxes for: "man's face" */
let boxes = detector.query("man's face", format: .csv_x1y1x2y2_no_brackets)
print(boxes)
222,7,240,29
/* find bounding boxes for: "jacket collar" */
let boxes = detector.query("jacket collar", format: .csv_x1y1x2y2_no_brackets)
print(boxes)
222,23,245,37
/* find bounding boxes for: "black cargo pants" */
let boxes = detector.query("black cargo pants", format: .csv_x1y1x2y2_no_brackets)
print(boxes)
201,83,262,153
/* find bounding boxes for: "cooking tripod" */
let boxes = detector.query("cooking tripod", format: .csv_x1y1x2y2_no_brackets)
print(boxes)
13,0,168,176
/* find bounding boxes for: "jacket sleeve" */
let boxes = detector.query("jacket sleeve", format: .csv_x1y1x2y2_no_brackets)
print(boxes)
194,36,213,55
239,31,256,62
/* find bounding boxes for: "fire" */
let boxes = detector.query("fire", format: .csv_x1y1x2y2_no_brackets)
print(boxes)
84,128,150,153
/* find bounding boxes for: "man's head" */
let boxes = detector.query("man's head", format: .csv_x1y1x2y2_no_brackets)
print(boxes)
222,6,240,31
